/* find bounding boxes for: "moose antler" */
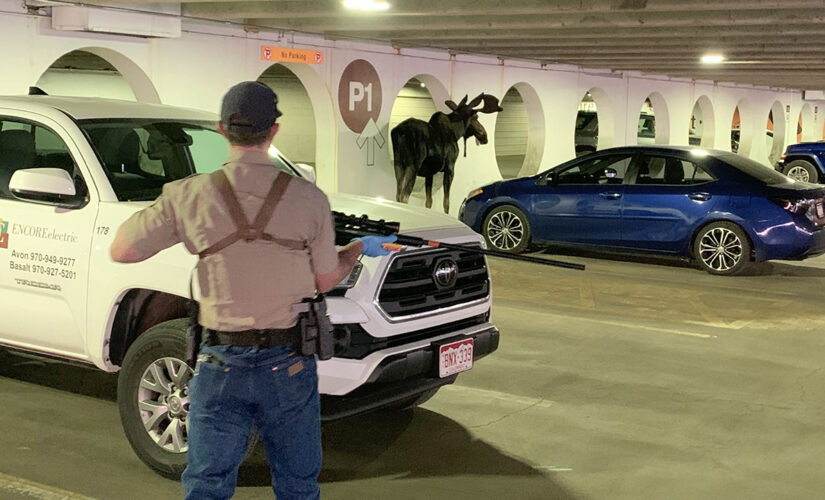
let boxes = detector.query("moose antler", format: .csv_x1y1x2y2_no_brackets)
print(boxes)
477,94,504,114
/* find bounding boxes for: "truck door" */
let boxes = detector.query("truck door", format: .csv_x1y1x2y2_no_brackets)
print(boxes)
0,114,95,357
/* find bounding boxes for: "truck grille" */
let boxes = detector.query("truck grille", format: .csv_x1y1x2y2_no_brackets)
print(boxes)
377,248,490,318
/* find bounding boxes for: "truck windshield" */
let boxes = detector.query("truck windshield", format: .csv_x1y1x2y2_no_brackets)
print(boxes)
78,119,298,201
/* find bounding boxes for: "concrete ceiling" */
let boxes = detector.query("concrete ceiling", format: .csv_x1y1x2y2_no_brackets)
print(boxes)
79,0,825,91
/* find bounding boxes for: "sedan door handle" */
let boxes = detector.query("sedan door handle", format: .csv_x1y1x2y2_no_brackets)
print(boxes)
600,192,622,200
688,192,711,201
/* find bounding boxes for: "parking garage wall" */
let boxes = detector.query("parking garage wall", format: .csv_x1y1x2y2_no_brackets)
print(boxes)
1,4,824,216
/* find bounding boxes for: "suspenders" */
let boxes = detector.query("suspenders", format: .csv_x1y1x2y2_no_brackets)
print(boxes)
199,169,306,258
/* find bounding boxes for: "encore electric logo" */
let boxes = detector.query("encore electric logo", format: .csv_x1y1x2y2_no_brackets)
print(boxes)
0,218,8,249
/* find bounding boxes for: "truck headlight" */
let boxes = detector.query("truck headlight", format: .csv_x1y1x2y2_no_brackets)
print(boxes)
335,261,363,289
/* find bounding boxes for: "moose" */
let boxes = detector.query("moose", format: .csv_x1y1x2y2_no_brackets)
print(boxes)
391,93,504,213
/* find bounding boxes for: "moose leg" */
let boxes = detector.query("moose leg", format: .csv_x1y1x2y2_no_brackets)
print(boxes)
394,165,407,203
442,169,454,214
395,164,416,204
424,175,434,209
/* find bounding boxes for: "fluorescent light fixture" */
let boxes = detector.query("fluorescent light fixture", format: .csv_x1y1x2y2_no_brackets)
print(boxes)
700,54,725,64
344,0,390,10
419,82,426,88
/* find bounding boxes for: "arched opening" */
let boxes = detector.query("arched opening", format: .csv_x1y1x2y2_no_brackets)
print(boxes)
258,64,316,167
690,95,715,148
638,92,670,145
494,83,544,178
731,105,742,153
388,75,449,207
799,103,815,142
575,91,598,156
583,87,614,151
256,62,336,191
767,101,786,165
35,50,134,100
34,48,159,103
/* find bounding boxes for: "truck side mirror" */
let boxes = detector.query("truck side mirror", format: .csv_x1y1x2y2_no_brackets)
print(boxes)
295,163,317,184
9,168,85,208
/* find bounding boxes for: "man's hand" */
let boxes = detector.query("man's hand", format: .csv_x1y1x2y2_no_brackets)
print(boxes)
354,235,398,257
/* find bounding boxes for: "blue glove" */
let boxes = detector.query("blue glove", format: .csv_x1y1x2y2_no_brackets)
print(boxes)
354,235,398,257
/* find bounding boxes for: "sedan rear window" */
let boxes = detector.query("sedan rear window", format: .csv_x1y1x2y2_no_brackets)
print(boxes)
716,151,794,185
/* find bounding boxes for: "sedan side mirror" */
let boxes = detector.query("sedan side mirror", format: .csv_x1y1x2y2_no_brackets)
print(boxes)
9,168,85,208
541,171,559,186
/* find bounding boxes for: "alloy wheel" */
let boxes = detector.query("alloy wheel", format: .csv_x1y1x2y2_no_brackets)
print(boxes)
137,357,192,453
698,227,743,272
486,210,525,250
786,165,811,182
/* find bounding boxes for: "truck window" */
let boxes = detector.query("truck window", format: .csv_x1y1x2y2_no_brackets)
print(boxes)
0,118,87,201
79,119,302,201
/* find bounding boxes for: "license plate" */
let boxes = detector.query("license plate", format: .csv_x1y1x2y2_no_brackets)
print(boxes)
438,338,474,378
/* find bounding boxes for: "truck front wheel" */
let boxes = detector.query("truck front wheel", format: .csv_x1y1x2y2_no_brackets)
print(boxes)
117,319,192,479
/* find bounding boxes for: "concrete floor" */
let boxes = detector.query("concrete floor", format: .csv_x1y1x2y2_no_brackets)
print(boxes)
2,251,825,499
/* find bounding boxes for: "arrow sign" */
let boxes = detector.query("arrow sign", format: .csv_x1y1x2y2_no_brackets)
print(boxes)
356,118,386,166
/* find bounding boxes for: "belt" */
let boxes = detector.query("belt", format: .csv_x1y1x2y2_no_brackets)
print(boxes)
205,326,300,349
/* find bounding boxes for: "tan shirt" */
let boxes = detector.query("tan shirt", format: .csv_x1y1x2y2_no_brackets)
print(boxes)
119,149,339,330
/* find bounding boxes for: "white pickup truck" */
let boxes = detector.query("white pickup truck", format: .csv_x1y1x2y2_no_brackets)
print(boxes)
0,94,499,478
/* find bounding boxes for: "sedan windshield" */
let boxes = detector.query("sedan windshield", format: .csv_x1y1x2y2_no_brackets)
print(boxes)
78,119,298,201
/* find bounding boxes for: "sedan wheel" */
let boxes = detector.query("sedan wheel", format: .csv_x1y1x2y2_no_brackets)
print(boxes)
693,222,752,275
784,160,818,183
483,205,531,253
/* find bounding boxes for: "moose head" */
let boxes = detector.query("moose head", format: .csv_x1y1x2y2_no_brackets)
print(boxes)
445,93,504,156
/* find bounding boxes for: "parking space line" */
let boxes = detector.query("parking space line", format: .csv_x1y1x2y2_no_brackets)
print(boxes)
580,317,714,339
0,472,97,500
497,302,714,339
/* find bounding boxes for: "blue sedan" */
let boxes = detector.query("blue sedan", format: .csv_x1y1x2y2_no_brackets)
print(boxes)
459,146,825,275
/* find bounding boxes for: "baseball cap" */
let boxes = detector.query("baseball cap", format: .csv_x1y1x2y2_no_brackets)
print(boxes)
220,81,282,133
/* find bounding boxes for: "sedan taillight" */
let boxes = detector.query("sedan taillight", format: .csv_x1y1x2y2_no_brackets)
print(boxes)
772,197,825,224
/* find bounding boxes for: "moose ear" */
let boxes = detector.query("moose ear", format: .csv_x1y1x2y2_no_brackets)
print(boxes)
445,100,458,111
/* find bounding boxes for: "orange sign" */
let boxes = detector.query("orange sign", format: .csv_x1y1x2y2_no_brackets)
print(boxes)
260,46,323,65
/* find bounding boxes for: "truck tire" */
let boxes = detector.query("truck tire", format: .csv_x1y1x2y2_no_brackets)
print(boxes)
117,319,192,479
783,160,819,183
117,319,258,479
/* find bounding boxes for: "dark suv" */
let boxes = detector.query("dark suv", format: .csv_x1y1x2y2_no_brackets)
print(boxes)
775,141,825,183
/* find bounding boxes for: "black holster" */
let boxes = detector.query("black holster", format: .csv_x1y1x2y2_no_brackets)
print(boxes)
185,300,202,369
295,295,349,360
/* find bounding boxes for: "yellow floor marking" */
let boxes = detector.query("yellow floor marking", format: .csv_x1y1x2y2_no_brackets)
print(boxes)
583,317,714,339
439,384,556,409
498,303,714,339
0,472,98,500
684,319,752,330
578,279,596,309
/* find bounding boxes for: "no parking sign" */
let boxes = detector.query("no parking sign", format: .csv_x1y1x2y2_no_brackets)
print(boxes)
337,59,385,165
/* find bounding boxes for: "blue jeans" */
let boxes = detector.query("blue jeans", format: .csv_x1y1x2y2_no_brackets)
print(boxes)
182,344,321,500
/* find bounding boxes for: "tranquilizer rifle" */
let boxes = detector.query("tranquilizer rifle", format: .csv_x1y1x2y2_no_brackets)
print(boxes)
332,211,585,271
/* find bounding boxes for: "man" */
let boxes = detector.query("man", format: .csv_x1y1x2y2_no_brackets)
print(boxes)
110,81,396,499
